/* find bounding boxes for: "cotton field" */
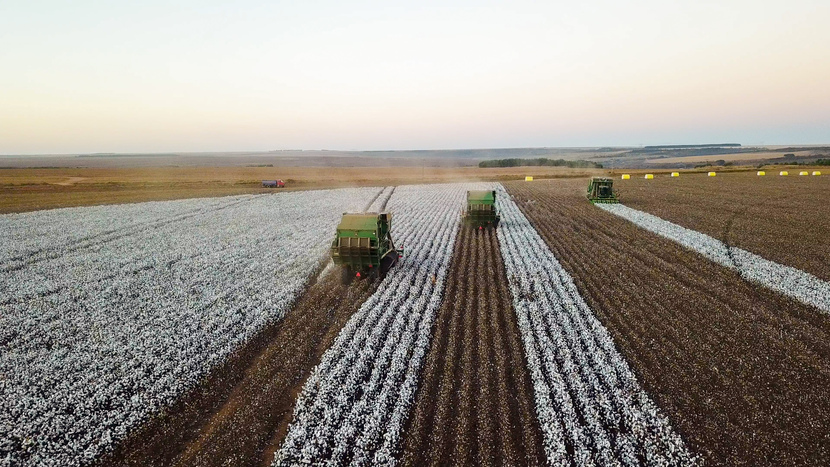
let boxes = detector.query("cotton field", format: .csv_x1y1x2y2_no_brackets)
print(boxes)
598,203,830,313
0,188,376,466
275,183,493,466
496,188,696,466
2,179,829,467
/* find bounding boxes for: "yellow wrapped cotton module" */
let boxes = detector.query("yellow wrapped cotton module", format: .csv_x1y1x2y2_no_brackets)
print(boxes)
780,171,789,176
621,174,631,180
757,171,765,176
708,172,717,177
644,174,654,180
671,172,680,177
525,176,533,181
800,171,809,176
813,171,822,176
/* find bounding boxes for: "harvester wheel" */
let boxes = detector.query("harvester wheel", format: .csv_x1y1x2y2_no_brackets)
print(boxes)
379,254,396,280
340,267,354,285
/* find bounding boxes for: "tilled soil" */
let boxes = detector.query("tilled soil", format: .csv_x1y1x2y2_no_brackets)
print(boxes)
399,226,545,466
620,171,830,281
99,264,376,467
505,179,830,466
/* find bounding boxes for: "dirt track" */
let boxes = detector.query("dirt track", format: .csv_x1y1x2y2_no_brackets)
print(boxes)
100,264,376,467
505,179,830,466
399,226,545,466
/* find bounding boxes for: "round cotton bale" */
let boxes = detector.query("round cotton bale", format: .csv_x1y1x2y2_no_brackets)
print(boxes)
780,171,789,176
708,171,717,177
525,176,533,181
644,174,654,180
813,171,822,176
757,171,765,176
671,172,680,177
799,171,809,176
621,174,631,180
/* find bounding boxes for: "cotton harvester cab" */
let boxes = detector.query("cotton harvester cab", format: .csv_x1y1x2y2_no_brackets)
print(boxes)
465,190,500,228
331,212,402,284
587,177,619,203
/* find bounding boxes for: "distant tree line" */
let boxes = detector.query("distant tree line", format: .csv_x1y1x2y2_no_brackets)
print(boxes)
694,160,734,168
478,158,602,169
767,158,830,166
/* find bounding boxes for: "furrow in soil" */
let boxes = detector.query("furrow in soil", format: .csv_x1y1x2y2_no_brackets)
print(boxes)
504,178,830,466
399,225,546,466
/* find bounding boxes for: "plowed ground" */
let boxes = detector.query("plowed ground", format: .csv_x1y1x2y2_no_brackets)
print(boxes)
400,226,545,466
620,172,830,281
505,179,830,466
100,264,376,467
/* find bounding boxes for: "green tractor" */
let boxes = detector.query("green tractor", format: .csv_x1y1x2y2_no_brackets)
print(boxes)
331,212,402,284
587,177,619,204
465,190,500,228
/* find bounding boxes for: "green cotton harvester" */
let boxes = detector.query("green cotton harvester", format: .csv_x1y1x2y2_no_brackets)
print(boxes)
587,177,619,204
465,190,500,228
331,212,402,283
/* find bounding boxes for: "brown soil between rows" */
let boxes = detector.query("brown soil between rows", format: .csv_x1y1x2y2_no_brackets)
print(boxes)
399,226,545,466
619,171,830,281
99,264,376,467
505,179,830,466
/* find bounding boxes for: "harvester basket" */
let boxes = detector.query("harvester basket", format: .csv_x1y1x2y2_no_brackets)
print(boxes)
465,190,500,227
587,177,619,204
335,236,380,267
331,212,401,282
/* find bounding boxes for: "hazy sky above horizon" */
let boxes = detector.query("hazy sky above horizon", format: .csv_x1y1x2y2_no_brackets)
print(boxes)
2,0,829,154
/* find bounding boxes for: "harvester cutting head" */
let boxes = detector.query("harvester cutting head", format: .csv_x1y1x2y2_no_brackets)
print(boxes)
331,212,402,284
587,177,619,204
465,190,500,228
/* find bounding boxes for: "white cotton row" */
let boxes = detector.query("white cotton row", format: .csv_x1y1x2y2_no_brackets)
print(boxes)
274,183,493,467
598,203,830,314
364,186,394,213
0,188,378,467
495,186,698,466
0,196,241,268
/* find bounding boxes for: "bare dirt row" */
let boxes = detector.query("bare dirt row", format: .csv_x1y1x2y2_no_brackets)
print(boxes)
619,171,830,281
100,264,376,467
504,179,830,466
399,225,545,466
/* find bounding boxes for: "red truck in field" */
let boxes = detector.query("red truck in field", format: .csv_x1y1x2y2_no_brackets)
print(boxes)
262,179,285,188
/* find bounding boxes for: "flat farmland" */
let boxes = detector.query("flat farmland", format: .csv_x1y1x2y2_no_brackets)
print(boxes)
644,150,814,164
619,171,830,281
0,165,602,214
504,178,830,466
3,178,828,466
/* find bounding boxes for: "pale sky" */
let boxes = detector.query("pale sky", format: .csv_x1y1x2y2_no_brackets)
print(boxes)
1,0,829,154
